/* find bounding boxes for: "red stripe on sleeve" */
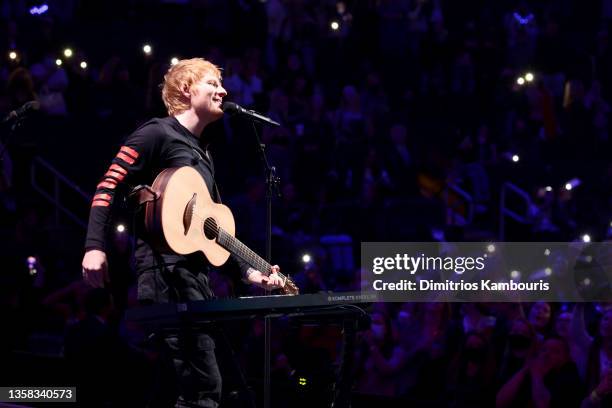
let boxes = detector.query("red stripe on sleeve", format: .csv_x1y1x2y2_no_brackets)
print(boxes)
93,193,111,201
96,181,117,190
120,146,139,159
109,164,128,175
116,152,136,165
104,170,126,182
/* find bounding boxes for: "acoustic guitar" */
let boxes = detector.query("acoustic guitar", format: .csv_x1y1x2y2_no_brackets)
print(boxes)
144,166,299,295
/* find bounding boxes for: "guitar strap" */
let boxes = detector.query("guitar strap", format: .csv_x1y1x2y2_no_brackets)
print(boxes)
213,181,222,204
205,149,223,204
180,135,222,205
128,184,160,205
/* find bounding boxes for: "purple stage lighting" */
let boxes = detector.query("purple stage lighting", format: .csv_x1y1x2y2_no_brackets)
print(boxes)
29,4,49,15
513,12,534,25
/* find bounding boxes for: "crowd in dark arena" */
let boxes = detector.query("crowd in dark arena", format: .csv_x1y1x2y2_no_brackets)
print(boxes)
1,0,612,407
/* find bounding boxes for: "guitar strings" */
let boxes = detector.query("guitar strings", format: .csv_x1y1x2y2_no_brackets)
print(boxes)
186,211,266,269
185,210,296,289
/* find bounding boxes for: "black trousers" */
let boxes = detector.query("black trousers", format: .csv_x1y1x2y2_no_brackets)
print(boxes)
164,331,221,408
140,258,221,408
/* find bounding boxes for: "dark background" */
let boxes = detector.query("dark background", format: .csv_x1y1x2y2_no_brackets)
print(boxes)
0,0,611,406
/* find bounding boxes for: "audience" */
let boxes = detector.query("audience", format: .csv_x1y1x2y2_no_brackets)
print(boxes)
1,0,611,406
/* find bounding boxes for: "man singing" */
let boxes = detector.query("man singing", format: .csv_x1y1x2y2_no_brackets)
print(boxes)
82,58,284,407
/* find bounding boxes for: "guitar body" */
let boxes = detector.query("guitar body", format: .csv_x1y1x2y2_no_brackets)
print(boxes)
145,167,234,266
144,166,299,295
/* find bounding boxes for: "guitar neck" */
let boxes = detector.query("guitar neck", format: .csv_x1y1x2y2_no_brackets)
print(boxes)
217,229,289,281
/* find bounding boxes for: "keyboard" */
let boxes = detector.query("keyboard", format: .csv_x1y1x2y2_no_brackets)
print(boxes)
125,292,378,326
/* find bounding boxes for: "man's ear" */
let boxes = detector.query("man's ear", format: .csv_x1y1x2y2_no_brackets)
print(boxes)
180,83,191,99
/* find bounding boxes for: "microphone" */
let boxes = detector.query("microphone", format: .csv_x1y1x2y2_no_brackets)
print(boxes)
222,101,281,127
3,100,40,123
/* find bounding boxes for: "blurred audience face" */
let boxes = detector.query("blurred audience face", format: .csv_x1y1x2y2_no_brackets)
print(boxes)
390,124,407,145
529,301,551,331
554,311,571,338
7,67,36,106
270,88,289,113
465,333,487,365
540,338,569,371
287,54,301,71
600,310,612,339
341,85,360,109
424,302,445,323
396,302,414,326
311,93,325,112
369,312,390,344
508,318,534,356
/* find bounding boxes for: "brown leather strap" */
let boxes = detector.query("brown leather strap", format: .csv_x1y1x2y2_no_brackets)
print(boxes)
129,184,160,206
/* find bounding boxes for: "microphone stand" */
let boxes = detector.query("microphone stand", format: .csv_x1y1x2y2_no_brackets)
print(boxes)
249,122,281,408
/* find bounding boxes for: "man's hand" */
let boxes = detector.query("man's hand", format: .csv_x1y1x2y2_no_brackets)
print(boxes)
247,265,285,290
82,249,108,288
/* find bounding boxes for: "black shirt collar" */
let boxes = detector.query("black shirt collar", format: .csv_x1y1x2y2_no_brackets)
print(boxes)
168,116,208,147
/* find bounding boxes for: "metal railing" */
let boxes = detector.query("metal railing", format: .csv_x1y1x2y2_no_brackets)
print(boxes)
442,183,474,226
30,156,91,229
499,182,532,240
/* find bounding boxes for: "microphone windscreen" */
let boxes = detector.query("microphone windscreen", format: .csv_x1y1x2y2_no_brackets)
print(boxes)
222,101,239,114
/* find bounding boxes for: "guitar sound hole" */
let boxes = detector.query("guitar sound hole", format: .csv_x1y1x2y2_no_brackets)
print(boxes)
204,217,218,240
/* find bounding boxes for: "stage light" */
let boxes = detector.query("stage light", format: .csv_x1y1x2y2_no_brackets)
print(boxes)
80,61,87,69
512,154,520,162
510,270,521,279
545,186,552,192
55,59,62,66
29,4,49,15
583,278,591,286
116,224,126,233
8,51,17,60
143,44,152,55
525,72,534,82
27,256,37,276
582,234,591,243
517,77,525,85
330,21,340,31
544,248,550,256
302,254,312,263
63,48,73,58
565,178,581,191
487,244,495,253
298,377,307,386
544,267,552,276
170,57,179,65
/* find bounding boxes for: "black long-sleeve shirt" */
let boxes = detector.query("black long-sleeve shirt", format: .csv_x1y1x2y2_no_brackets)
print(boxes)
85,116,249,277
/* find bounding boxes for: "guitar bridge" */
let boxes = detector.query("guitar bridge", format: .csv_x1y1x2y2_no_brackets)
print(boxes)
183,193,196,235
